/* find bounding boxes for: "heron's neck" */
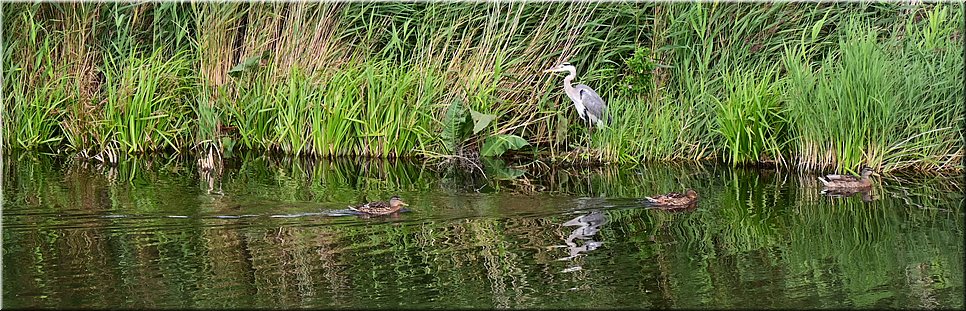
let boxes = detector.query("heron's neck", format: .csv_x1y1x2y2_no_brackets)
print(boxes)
562,69,579,102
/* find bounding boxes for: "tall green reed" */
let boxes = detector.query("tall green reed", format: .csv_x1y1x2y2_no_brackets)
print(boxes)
2,2,962,173
98,48,194,154
193,2,243,153
784,8,962,173
714,65,785,166
4,5,70,151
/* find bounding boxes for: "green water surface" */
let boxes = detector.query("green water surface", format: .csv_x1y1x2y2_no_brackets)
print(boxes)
3,153,963,309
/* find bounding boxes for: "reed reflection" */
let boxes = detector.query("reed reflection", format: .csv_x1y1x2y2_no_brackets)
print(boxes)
3,152,963,309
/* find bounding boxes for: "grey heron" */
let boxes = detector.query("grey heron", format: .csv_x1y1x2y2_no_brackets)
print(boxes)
543,62,610,129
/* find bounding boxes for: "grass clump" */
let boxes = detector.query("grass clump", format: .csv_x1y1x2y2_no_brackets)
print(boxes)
714,65,785,166
784,13,962,173
96,49,194,155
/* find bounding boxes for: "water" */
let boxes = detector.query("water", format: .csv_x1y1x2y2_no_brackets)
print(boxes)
3,153,963,309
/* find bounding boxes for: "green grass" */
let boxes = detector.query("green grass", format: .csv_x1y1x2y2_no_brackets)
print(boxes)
4,5,71,151
784,13,963,173
714,64,785,166
97,48,194,155
2,2,962,173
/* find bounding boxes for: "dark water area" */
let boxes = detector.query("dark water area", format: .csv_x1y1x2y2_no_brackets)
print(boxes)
3,152,963,309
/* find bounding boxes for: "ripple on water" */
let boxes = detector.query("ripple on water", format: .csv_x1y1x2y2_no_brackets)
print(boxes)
3,155,963,309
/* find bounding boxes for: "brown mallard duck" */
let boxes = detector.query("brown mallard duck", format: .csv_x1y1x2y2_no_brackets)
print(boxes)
349,196,409,216
644,189,699,207
818,167,876,189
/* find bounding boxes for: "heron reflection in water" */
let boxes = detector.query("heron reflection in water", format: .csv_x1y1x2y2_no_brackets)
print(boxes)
554,210,607,263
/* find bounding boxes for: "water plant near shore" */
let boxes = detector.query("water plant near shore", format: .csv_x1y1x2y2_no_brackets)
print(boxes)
3,2,962,173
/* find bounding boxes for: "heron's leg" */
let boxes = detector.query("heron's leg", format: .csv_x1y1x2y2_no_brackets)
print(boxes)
578,118,586,154
585,119,593,157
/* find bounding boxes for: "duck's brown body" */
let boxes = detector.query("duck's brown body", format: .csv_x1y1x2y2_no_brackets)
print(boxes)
818,167,875,189
350,196,408,216
645,189,699,207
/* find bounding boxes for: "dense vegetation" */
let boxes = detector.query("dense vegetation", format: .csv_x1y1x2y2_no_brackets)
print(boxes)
3,2,963,173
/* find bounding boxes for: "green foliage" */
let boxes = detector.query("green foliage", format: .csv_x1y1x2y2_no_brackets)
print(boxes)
441,100,472,155
784,10,962,172
225,78,277,151
622,47,657,95
714,65,785,166
8,78,69,150
227,50,271,78
2,2,962,173
3,6,70,151
98,48,194,154
480,134,529,157
439,97,512,157
481,157,526,180
470,110,497,135
273,67,315,155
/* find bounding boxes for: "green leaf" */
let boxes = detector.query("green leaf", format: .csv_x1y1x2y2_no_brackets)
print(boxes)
482,157,526,180
555,115,569,145
811,10,831,43
441,100,469,153
470,109,496,135
221,136,236,153
481,134,530,157
228,53,265,77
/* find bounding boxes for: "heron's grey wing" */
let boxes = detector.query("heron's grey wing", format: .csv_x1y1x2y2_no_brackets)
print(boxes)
576,84,606,124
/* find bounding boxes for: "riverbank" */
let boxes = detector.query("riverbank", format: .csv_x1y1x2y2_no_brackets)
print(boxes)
4,2,962,173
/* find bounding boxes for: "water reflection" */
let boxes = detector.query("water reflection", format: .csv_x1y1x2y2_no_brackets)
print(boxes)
198,146,225,196
2,152,963,309
556,210,607,264
821,188,875,202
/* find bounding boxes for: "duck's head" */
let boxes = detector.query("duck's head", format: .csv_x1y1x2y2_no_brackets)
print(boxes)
860,166,877,179
543,62,576,74
685,189,699,199
389,196,409,208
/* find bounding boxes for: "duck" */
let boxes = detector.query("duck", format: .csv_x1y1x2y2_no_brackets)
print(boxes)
818,166,876,189
644,189,699,207
349,196,409,216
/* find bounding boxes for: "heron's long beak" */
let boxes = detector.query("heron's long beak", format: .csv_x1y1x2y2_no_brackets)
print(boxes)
400,202,409,206
542,68,553,73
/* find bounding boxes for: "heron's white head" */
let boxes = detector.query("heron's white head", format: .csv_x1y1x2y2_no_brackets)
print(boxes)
543,62,577,74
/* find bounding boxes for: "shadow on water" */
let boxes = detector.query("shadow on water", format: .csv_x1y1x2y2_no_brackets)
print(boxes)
2,151,963,309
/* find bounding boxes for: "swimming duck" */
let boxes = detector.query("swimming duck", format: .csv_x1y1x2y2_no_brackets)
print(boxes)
644,189,699,207
349,196,409,216
818,166,876,189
